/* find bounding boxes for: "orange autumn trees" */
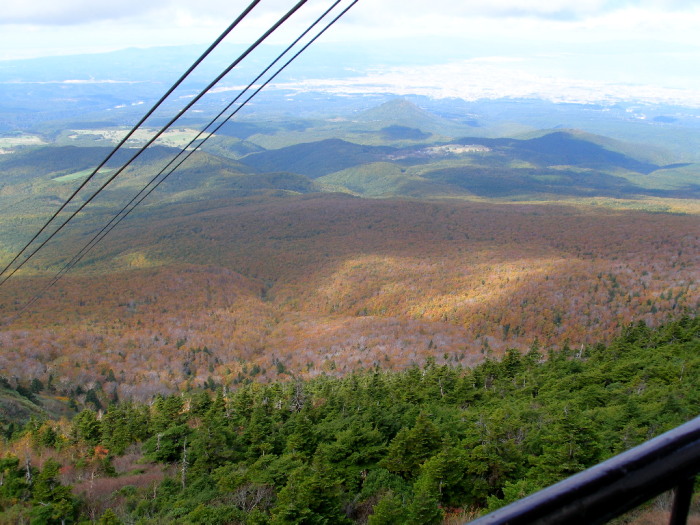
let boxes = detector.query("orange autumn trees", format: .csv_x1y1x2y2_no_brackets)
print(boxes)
0,195,697,398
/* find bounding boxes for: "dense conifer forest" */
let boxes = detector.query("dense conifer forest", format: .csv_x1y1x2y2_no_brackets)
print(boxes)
0,315,697,523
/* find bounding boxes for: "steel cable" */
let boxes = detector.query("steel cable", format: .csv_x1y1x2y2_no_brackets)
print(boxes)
7,0,361,321
0,0,262,281
0,0,308,288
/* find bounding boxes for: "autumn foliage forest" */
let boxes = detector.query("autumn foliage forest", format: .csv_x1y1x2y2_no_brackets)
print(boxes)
0,192,697,404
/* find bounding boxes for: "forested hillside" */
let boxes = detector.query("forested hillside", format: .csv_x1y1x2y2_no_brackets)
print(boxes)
0,316,697,523
0,195,697,401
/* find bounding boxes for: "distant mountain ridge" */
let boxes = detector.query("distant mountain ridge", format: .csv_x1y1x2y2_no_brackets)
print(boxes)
241,138,396,179
234,128,697,199
1,96,697,208
3,127,696,207
454,132,660,174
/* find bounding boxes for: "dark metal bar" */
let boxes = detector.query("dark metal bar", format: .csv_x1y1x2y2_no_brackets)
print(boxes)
469,416,700,525
670,476,695,525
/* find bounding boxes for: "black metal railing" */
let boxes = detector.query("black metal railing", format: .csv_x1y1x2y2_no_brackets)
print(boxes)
470,416,700,524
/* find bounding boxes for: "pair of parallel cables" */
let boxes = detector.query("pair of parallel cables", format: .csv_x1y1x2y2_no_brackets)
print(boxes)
1,0,359,319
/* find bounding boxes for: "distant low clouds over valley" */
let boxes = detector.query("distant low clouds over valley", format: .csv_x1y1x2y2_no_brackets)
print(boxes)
1,0,700,108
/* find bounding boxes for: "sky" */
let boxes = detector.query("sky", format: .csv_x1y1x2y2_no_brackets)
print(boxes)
1,0,700,105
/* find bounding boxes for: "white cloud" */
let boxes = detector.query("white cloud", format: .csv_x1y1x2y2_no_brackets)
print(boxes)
3,0,699,35
0,1,355,58
272,58,700,106
1,0,698,106
0,79,143,85
337,1,700,46
0,0,339,29
0,0,169,25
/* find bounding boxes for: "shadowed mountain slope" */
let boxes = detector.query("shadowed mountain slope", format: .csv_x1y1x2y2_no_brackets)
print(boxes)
456,131,660,173
240,138,396,178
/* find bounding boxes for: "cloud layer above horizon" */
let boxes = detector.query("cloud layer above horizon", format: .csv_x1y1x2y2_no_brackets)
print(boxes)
1,0,699,105
2,0,699,25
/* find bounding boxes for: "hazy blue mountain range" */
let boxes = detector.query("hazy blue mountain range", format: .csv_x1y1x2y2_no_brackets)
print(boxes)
1,42,699,209
2,43,700,161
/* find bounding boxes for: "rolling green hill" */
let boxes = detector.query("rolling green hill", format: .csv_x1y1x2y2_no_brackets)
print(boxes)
2,113,698,211
240,138,396,178
0,145,181,184
235,129,699,200
0,145,316,219
491,131,659,173
2,126,698,210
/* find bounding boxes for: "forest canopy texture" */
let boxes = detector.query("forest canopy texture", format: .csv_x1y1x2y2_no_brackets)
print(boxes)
0,316,697,523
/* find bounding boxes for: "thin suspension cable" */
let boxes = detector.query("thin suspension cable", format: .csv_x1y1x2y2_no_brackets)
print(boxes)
0,0,261,281
9,0,361,323
58,0,344,270
0,0,308,289
117,0,361,217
